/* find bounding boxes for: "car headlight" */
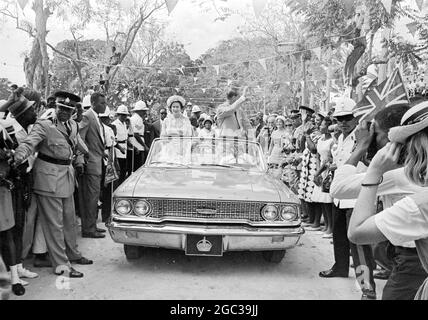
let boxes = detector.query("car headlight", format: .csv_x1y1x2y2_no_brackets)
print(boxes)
261,204,279,221
281,205,298,221
134,200,151,216
115,199,132,216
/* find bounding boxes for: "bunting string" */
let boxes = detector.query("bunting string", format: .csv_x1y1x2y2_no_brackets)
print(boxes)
48,35,366,74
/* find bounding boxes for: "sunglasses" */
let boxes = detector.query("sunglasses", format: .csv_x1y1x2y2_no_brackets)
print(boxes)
335,115,354,122
160,112,167,115
285,124,293,127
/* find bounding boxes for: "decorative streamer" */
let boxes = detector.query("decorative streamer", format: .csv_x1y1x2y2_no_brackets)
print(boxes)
312,47,322,61
415,0,424,11
213,65,220,75
406,22,419,37
343,0,355,14
165,0,179,15
380,0,392,14
252,0,267,17
258,58,267,71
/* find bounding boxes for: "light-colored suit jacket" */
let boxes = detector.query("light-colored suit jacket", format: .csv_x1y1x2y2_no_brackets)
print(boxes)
216,96,251,138
79,109,106,176
15,119,87,198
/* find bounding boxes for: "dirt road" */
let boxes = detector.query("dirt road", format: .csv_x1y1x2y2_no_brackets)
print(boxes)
14,230,385,300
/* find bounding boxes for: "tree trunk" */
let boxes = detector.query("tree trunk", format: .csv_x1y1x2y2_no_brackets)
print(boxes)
24,39,42,88
301,56,308,106
325,56,332,113
33,0,51,97
378,28,391,83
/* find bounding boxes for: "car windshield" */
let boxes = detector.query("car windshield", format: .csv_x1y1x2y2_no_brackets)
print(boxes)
147,137,267,172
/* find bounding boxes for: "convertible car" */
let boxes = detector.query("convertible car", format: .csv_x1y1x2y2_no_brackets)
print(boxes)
107,137,304,263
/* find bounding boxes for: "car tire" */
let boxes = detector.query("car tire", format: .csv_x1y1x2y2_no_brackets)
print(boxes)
124,245,141,260
262,250,286,263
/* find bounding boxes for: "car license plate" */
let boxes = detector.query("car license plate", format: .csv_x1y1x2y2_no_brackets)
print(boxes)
185,235,223,257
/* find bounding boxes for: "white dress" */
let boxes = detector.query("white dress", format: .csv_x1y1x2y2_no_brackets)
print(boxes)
158,115,193,164
311,135,333,203
161,115,192,138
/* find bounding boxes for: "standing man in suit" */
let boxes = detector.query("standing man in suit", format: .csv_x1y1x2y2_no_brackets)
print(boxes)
216,86,249,138
78,92,107,239
152,107,167,137
13,91,92,278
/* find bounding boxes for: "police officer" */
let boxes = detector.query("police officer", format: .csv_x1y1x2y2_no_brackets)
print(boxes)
13,91,92,278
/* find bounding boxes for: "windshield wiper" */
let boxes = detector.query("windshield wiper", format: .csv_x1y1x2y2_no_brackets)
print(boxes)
199,163,247,170
150,161,190,168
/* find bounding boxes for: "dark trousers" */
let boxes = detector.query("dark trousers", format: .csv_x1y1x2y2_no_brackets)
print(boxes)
332,206,376,292
133,151,144,172
78,174,101,234
117,158,127,186
382,247,428,300
126,150,144,174
100,164,113,223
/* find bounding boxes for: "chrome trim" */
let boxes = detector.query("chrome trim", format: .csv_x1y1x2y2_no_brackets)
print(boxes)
108,220,305,236
111,215,302,228
107,221,305,252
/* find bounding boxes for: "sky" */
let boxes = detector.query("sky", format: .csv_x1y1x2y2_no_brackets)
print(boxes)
0,0,249,85
0,0,422,86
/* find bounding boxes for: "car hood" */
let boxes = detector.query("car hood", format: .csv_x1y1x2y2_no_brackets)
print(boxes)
114,167,298,203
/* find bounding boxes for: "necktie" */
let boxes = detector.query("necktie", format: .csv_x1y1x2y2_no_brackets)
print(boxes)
65,122,71,136
234,112,241,130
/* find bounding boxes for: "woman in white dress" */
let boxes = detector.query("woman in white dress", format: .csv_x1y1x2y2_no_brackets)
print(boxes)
198,118,215,138
159,96,193,164
312,117,334,237
161,95,192,138
267,116,292,179
267,116,292,165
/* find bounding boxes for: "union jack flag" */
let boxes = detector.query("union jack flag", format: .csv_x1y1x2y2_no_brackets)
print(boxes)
353,68,409,121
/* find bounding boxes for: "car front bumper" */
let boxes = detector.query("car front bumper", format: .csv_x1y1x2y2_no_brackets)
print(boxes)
107,220,305,252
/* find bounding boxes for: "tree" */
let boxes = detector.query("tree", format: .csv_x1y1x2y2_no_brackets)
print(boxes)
0,0,92,96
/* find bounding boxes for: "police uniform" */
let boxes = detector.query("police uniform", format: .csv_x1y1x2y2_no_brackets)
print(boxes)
14,92,89,274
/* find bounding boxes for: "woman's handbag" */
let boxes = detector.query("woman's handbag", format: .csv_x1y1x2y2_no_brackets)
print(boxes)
104,148,119,187
322,170,334,193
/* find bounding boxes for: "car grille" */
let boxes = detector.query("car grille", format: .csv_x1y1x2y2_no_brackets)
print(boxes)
148,199,265,222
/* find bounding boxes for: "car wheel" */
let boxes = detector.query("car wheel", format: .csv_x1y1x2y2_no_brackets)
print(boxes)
124,245,141,260
262,250,286,263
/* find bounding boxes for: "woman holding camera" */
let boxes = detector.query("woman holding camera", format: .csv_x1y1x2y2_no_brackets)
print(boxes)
349,102,428,299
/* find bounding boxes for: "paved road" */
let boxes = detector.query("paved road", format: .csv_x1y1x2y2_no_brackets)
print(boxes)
15,229,385,300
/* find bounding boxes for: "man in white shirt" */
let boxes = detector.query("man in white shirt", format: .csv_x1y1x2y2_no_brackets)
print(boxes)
111,105,130,185
319,97,379,300
129,101,150,171
330,103,427,300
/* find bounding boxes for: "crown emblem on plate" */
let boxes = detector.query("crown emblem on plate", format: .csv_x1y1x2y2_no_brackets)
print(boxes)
196,237,212,252
65,98,70,104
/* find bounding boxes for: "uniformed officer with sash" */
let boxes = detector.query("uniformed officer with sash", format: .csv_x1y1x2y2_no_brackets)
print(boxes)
13,91,92,278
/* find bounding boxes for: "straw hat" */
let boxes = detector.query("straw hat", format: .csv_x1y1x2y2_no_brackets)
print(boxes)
389,101,428,144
